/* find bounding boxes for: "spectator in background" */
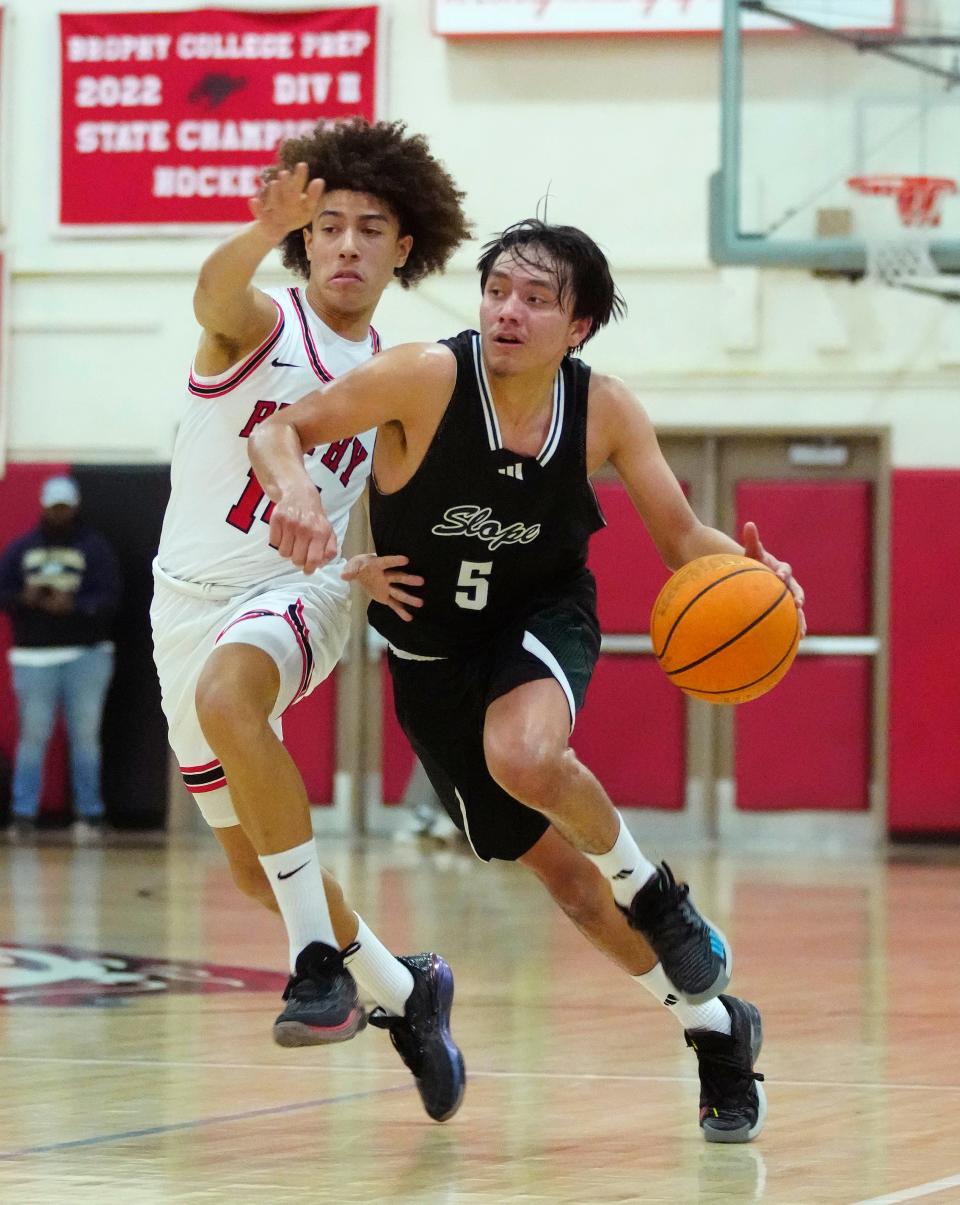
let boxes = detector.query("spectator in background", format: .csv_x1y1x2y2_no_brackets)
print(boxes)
0,475,121,842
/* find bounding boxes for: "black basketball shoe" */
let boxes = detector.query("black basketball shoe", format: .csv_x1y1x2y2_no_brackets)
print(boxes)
686,995,766,1143
622,862,731,1004
368,952,465,1122
272,941,366,1047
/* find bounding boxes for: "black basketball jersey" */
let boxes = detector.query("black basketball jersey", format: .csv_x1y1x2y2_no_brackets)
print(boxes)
368,329,606,656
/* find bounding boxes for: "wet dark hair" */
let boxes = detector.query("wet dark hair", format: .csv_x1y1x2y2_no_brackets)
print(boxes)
263,119,470,287
477,219,627,350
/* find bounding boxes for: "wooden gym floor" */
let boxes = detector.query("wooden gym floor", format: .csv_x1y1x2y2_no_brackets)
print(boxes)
0,832,957,1204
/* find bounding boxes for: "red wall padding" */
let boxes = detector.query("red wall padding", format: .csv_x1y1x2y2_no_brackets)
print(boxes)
736,479,873,634
735,656,871,811
888,470,960,831
381,660,414,805
0,463,338,810
5,463,956,831
282,673,336,805
0,464,71,814
588,481,679,633
572,655,686,809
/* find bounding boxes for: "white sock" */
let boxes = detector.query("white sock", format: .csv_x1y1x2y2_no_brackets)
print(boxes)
583,814,657,908
258,838,336,972
634,961,732,1035
344,918,416,1016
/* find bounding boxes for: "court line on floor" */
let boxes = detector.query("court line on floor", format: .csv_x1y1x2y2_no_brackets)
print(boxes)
0,1083,412,1161
851,1172,960,1204
0,1054,958,1095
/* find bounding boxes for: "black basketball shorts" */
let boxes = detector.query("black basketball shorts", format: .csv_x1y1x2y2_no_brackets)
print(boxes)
387,593,601,862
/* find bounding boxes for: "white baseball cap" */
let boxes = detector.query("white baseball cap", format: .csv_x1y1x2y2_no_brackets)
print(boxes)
40,476,81,509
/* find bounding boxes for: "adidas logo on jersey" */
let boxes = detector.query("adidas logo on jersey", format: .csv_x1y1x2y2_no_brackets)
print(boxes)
498,463,524,480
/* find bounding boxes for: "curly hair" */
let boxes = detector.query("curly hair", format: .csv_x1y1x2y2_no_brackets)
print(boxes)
262,119,470,288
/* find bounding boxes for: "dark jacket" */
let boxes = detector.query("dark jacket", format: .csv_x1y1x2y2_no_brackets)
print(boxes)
0,524,122,648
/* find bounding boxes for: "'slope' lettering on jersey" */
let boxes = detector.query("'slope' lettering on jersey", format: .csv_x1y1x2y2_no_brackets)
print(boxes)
431,504,540,551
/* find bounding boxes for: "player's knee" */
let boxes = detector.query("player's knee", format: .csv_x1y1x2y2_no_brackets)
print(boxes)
194,674,240,746
195,663,271,751
485,730,566,807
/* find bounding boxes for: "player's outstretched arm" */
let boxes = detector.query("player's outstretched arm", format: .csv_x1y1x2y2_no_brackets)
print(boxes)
249,343,455,573
595,375,806,631
593,375,740,568
193,163,325,375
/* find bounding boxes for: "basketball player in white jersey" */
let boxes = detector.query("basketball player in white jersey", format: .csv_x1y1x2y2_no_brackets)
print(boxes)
151,120,471,1122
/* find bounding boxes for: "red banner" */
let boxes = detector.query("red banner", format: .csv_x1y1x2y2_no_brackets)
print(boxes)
0,249,6,475
59,7,380,229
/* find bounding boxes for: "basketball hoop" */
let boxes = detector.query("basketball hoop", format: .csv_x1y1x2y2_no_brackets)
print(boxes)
847,175,958,228
845,175,960,300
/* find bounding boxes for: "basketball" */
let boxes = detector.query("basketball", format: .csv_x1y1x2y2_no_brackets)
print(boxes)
650,554,801,704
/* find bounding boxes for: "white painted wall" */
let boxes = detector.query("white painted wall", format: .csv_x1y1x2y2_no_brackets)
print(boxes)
1,0,958,467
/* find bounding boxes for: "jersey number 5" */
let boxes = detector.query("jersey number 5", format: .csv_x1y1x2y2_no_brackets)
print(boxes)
455,560,492,611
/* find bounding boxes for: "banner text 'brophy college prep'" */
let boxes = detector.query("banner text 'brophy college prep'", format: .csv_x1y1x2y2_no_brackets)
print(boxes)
60,8,379,227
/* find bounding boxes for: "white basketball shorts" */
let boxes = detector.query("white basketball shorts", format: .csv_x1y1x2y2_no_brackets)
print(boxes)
150,561,351,828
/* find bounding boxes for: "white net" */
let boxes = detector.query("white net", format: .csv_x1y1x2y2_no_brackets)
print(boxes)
864,237,960,299
867,237,938,283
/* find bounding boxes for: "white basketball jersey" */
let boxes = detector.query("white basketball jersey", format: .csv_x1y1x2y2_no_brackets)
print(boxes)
157,286,380,590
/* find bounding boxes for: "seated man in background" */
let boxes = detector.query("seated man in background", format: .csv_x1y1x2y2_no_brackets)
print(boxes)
0,475,121,842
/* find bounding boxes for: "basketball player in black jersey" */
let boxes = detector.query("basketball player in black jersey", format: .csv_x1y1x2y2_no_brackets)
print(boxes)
250,219,806,1144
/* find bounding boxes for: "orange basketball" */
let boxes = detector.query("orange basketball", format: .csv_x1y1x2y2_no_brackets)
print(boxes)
650,554,801,704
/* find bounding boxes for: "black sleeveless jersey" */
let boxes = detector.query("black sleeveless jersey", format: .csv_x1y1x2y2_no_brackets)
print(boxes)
368,329,606,657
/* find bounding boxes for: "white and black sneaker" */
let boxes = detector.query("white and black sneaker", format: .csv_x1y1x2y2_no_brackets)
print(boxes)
623,862,731,1004
72,818,106,845
273,941,367,1047
686,995,767,1143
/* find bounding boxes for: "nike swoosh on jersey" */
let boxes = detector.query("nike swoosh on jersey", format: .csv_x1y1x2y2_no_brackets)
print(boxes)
271,357,302,369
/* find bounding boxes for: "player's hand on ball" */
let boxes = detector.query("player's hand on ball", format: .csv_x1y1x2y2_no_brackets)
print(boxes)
342,554,424,622
741,521,806,637
269,486,337,573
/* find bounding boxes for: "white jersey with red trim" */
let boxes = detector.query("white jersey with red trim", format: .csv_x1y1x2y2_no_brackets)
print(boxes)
157,285,380,590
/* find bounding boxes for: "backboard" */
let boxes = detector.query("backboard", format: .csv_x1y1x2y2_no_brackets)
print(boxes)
710,0,960,277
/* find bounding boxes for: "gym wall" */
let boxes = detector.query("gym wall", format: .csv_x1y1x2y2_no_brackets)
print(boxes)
1,0,958,833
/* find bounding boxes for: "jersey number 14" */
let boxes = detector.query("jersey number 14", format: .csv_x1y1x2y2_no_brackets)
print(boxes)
225,470,321,534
